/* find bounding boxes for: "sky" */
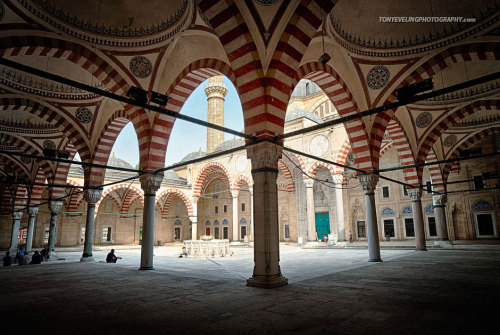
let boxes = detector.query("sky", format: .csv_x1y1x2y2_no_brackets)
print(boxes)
110,77,244,168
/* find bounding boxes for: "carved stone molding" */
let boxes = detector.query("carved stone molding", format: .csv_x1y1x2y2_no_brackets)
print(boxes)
84,189,102,205
49,201,63,213
140,174,163,195
358,174,379,195
408,189,422,202
247,142,282,172
433,194,448,206
28,207,39,216
230,189,239,198
304,179,315,188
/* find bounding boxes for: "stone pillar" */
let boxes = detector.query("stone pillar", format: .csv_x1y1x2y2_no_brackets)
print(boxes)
9,212,23,254
80,189,102,262
190,199,198,240
333,175,346,241
231,190,239,241
305,179,316,241
246,141,288,288
433,194,452,246
359,174,381,262
25,207,39,254
47,201,63,260
250,189,254,242
408,189,427,251
139,174,163,270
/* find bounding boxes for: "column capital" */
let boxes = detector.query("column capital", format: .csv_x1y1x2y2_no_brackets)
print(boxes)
140,174,163,195
247,141,281,172
49,201,63,214
408,188,422,202
12,211,23,220
432,194,447,206
304,178,315,188
84,189,102,204
332,174,344,184
230,189,239,198
358,174,379,195
28,207,39,216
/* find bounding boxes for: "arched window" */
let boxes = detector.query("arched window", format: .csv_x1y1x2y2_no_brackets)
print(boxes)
472,200,494,211
222,219,229,225
402,206,412,214
174,220,182,226
381,207,395,216
240,218,247,224
214,220,219,225
205,220,211,226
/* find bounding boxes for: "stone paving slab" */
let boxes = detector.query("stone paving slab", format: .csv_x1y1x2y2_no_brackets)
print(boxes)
1,247,499,334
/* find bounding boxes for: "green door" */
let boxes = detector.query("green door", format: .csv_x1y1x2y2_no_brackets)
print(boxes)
315,212,330,241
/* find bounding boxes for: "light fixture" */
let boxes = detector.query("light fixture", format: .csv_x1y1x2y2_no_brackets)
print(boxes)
126,86,148,104
57,150,70,159
150,91,171,107
43,148,57,158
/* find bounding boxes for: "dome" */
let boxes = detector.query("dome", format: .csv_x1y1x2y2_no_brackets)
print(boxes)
291,79,322,98
285,109,324,124
181,150,207,162
163,169,183,182
213,139,245,153
107,153,134,170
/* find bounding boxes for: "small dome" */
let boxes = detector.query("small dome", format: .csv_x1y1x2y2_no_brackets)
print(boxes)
285,109,324,124
181,150,207,162
213,139,245,153
163,169,183,181
107,153,134,170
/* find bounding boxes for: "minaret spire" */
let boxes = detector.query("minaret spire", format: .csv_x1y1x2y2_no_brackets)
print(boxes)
204,76,228,153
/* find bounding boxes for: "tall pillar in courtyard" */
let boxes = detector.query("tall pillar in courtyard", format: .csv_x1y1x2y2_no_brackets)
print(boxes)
246,141,288,288
333,175,346,241
305,179,316,241
204,76,228,153
358,174,381,262
139,174,163,270
47,201,63,260
9,211,23,254
80,189,102,262
250,189,254,242
231,190,239,241
408,189,427,251
25,207,39,254
190,198,198,240
433,194,452,246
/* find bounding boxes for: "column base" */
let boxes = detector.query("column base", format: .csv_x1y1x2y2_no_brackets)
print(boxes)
139,266,155,270
246,274,288,288
80,256,94,262
368,258,382,262
434,240,453,247
415,248,428,251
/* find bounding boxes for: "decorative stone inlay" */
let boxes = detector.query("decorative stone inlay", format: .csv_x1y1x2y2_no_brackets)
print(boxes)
366,66,390,90
130,56,153,78
424,204,434,213
235,155,248,173
472,199,494,211
358,174,378,195
75,107,93,123
255,0,281,5
432,194,447,206
443,135,457,147
20,156,32,164
346,151,355,165
381,207,395,216
402,205,412,214
43,140,56,149
416,112,433,128
309,135,329,157
408,188,422,201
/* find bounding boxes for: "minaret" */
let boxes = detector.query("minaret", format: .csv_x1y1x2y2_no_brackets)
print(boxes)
204,76,228,153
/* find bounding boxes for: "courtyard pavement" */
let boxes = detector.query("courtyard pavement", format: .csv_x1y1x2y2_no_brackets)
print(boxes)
1,242,499,334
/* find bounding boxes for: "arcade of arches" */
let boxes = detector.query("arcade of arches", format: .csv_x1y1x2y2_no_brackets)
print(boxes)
0,0,499,288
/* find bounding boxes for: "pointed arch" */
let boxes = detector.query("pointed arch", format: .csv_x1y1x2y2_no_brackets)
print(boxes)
193,162,232,197
156,189,194,218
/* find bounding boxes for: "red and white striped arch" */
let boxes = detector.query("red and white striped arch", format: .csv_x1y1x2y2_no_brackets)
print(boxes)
417,100,500,170
30,168,47,207
371,42,500,157
231,175,254,190
380,140,394,157
307,161,335,178
49,142,77,201
333,138,351,173
0,36,130,95
277,159,295,192
120,187,145,216
442,127,500,182
193,162,232,197
425,149,446,193
296,62,373,171
156,189,194,218
65,179,83,214
96,184,144,214
386,119,418,185
13,184,27,212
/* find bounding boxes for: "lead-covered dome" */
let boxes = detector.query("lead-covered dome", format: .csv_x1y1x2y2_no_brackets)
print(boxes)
107,153,134,170
285,109,324,124
181,150,207,163
213,139,245,153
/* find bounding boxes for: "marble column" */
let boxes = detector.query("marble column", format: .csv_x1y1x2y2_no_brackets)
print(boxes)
9,211,23,254
433,194,452,246
333,175,346,241
246,141,288,288
80,189,102,262
190,199,198,240
47,201,63,260
305,179,316,241
408,189,427,251
358,174,381,262
25,207,39,254
139,174,163,270
250,190,254,242
231,190,239,241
